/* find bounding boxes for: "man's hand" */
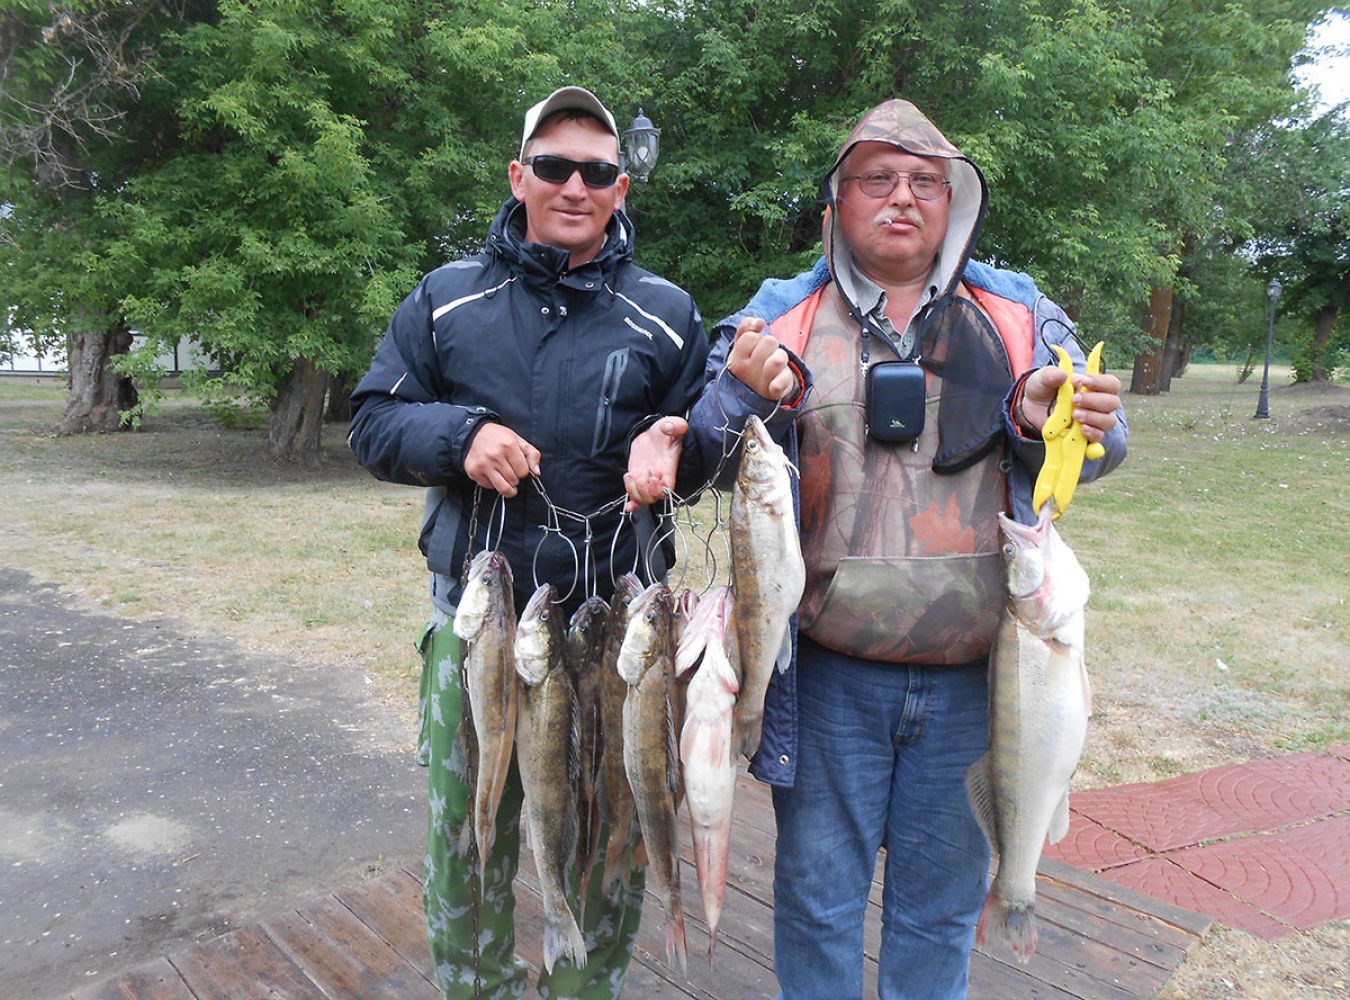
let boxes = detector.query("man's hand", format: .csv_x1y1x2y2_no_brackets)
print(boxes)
464,422,541,497
624,417,689,512
1019,367,1123,444
728,317,797,402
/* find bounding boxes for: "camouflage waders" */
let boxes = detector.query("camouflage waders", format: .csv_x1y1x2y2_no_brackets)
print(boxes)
418,613,647,1000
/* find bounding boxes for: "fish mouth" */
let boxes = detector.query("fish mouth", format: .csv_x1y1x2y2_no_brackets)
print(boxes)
997,508,1052,542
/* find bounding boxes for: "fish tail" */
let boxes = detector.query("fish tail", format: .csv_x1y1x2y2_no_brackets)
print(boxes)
665,899,688,975
975,891,1038,964
543,909,588,973
693,826,726,951
737,715,763,760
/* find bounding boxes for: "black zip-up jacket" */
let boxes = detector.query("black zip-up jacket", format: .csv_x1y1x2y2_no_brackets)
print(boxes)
348,199,710,614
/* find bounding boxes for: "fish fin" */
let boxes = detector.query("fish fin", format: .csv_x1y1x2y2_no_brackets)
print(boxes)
665,694,681,800
774,626,792,675
1048,788,1071,845
964,753,1000,854
543,908,588,973
707,648,740,694
603,801,636,890
633,833,649,868
675,628,708,677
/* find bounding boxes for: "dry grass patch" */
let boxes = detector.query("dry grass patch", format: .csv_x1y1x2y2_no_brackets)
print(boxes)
3,364,1347,994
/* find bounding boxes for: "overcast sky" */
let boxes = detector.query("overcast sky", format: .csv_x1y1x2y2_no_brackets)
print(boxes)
1296,12,1349,113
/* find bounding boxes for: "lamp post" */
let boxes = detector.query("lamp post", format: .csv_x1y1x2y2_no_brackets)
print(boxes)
621,109,660,182
1253,277,1283,419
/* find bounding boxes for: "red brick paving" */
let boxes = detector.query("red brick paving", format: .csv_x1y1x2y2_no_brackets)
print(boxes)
1102,857,1292,940
1044,748,1350,940
1064,752,1350,852
1171,815,1350,931
1046,812,1148,870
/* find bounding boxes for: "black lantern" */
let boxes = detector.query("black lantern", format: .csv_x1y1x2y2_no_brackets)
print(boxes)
622,109,660,182
1253,278,1283,420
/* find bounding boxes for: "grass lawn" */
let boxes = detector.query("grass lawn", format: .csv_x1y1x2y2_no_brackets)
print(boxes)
2,363,1346,998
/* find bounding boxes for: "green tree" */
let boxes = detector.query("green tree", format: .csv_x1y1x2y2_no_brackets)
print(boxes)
1,0,198,432
103,0,652,464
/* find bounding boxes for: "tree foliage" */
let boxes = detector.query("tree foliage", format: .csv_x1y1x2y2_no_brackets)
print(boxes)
2,0,1343,452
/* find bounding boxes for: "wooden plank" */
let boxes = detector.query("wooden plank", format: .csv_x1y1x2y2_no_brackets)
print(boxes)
169,926,329,1000
969,953,1083,1000
1028,884,1191,973
260,897,439,999
1033,876,1203,956
511,853,778,1000
1038,858,1211,937
335,869,435,978
68,957,197,1000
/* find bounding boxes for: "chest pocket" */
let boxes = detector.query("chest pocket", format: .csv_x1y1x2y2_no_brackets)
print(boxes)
591,347,631,456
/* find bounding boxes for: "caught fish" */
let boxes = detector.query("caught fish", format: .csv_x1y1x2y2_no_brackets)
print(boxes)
618,581,687,974
599,573,644,892
515,583,587,973
450,550,518,887
569,594,610,911
675,586,740,960
730,414,805,758
964,507,1092,963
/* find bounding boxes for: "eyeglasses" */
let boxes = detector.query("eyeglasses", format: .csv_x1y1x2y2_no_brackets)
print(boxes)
840,169,950,201
523,154,621,189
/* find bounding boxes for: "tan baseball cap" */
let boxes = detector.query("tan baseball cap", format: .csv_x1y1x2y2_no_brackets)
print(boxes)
519,86,619,159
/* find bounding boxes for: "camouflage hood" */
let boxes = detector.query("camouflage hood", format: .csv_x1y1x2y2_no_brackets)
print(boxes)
822,99,987,306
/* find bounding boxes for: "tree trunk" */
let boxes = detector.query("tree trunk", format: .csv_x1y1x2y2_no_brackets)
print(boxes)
266,357,330,467
1308,304,1338,382
1130,284,1173,396
56,321,138,434
1160,290,1186,392
324,373,352,423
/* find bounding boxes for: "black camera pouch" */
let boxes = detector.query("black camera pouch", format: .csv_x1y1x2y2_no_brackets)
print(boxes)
865,360,926,442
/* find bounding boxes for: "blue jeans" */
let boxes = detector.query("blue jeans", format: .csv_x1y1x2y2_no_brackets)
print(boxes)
772,637,991,1000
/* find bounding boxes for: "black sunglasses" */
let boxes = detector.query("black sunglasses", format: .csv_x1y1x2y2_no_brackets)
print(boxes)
523,154,621,189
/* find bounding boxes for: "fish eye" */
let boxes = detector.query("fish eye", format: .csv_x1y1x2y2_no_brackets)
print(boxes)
1002,543,1016,559
540,609,550,621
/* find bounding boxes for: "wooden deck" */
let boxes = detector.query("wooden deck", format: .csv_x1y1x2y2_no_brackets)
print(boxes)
64,772,1210,1000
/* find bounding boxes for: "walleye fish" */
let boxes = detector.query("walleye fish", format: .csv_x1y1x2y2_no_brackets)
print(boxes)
618,581,687,974
730,414,805,758
675,585,740,960
568,594,610,910
515,583,587,973
450,549,518,887
964,506,1092,963
599,572,644,892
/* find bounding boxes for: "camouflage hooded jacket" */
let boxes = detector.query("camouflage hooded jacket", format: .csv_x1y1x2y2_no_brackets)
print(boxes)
683,101,1129,788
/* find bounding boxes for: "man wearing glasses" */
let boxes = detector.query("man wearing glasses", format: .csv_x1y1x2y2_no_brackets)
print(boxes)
348,87,786,999
682,99,1127,998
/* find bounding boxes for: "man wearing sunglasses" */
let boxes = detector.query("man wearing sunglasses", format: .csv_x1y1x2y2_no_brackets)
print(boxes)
680,99,1128,999
348,86,790,999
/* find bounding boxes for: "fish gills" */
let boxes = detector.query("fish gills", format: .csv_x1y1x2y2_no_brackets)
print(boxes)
730,415,804,758
965,509,1091,963
450,550,518,887
619,582,687,974
515,583,587,973
600,572,643,892
568,594,610,911
676,586,740,959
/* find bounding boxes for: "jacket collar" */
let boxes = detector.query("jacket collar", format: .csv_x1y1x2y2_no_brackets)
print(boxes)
486,198,635,289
